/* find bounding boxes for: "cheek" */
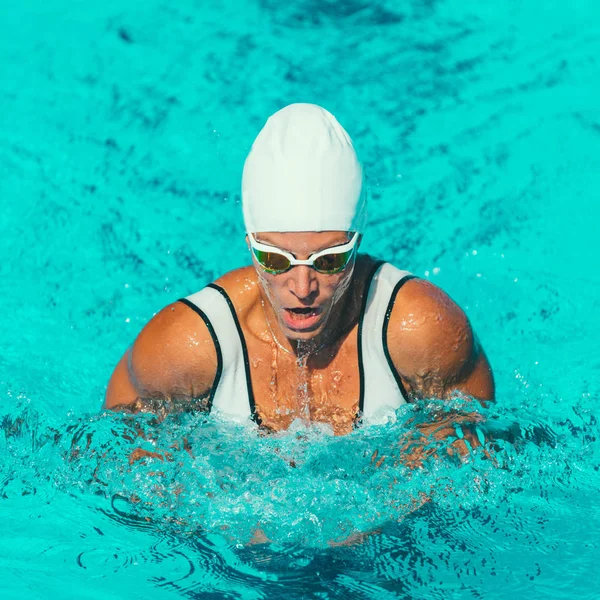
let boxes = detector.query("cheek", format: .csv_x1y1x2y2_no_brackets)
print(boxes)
256,270,285,307
321,267,355,304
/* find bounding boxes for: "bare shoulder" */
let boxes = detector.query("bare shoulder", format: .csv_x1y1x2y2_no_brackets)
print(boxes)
130,264,258,395
130,300,219,399
387,278,494,401
388,278,472,356
105,300,219,409
213,266,258,301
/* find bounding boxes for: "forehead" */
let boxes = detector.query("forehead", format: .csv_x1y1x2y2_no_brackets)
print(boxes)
255,231,351,253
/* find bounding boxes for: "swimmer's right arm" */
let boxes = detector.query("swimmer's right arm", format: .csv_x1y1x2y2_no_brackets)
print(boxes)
104,301,219,412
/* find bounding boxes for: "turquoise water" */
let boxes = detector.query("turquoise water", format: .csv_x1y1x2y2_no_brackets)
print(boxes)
1,0,599,597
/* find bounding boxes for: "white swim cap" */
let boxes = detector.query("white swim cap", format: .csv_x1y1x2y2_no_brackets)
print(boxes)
242,103,367,234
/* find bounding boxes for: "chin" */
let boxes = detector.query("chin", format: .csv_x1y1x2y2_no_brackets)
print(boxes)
281,321,323,337
285,328,322,341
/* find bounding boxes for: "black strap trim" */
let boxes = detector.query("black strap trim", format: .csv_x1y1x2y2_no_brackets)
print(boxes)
206,283,261,425
382,275,418,403
355,261,386,427
177,298,223,412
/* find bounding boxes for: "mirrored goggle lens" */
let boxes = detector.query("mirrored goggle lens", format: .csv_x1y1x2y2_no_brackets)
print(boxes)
253,249,291,273
313,250,353,274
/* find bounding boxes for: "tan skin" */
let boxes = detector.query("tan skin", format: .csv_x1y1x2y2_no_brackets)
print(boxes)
105,232,494,446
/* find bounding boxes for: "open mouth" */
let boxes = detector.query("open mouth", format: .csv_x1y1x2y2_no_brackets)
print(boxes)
282,306,323,330
286,307,320,320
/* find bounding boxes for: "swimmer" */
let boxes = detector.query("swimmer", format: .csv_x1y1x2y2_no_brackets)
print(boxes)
105,103,494,437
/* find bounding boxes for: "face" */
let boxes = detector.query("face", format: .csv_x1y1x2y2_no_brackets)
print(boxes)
249,231,358,341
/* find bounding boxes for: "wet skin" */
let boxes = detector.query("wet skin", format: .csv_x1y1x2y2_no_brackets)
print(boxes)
105,232,495,437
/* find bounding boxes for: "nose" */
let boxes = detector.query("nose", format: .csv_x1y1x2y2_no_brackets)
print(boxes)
288,266,318,301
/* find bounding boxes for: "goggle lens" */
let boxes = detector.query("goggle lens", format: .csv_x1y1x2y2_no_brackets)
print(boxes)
313,250,353,274
253,249,291,274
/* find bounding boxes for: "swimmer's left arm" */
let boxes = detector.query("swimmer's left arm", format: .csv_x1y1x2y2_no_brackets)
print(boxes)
386,279,495,464
387,278,495,404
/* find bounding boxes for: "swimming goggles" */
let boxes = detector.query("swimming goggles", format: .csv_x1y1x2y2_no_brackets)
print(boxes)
249,232,359,275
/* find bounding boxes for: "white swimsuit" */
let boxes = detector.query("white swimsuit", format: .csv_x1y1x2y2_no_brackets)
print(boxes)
179,262,416,427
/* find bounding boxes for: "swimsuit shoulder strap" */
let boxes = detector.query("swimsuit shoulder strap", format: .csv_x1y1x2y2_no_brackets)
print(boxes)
179,283,257,423
358,263,417,421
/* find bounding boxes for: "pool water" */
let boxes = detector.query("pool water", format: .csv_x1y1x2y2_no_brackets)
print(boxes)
1,0,599,598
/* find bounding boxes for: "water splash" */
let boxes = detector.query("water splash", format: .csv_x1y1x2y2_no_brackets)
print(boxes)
1,389,597,596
